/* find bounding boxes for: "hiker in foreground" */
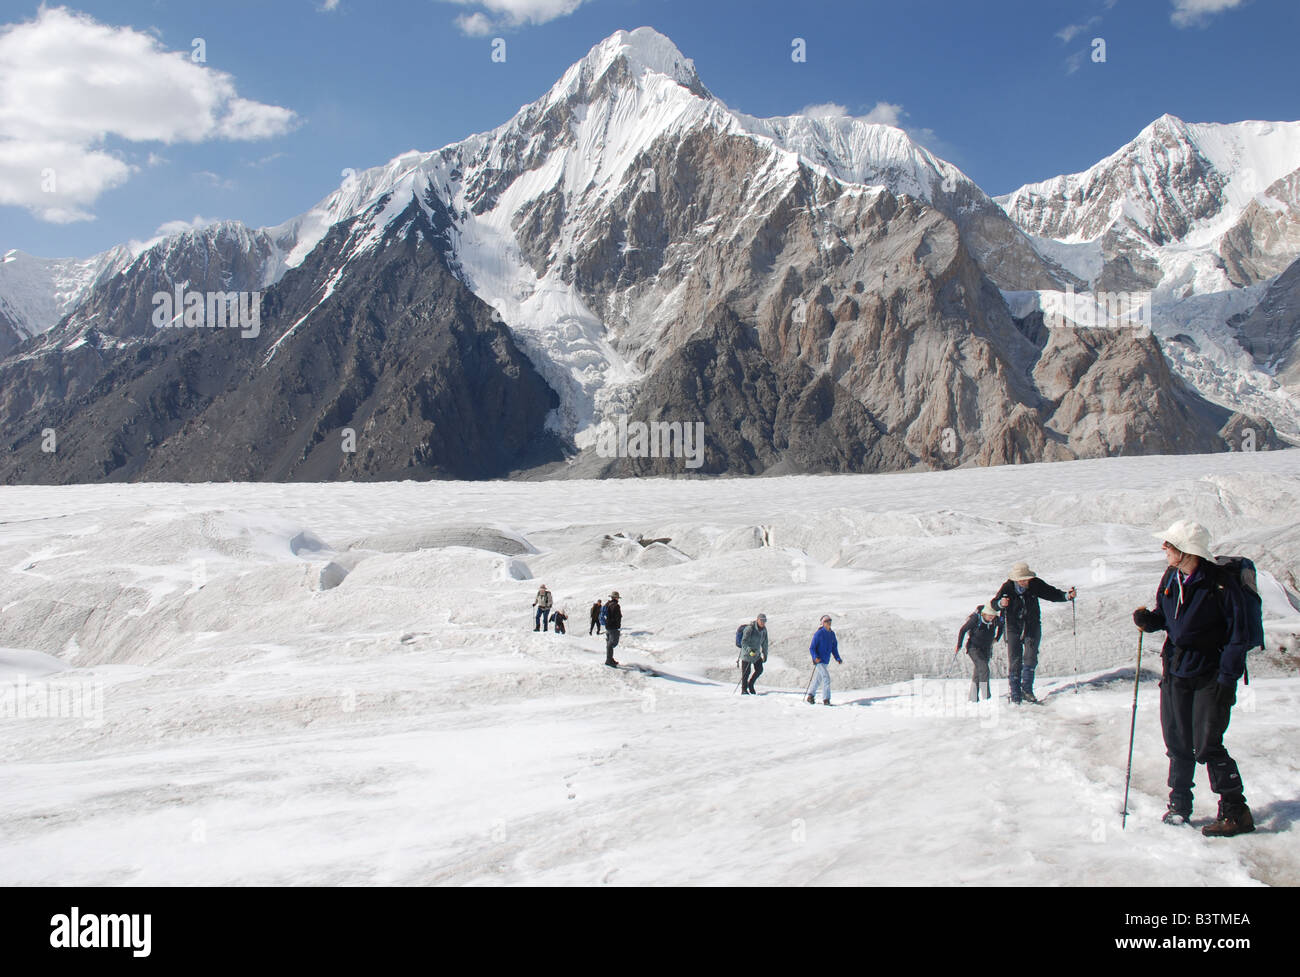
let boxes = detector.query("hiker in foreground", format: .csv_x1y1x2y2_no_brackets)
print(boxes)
1133,520,1255,837
532,585,553,632
992,562,1075,704
589,599,603,636
738,614,769,695
807,615,842,705
956,604,1002,702
602,591,622,667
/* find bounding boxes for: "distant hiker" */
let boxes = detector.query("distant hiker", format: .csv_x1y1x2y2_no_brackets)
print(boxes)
602,592,622,667
992,562,1075,704
807,615,842,705
739,614,769,695
552,609,568,635
956,604,1002,702
1133,520,1254,837
590,600,603,636
533,585,554,632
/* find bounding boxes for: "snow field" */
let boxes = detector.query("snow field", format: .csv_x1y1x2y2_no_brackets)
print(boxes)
1,450,1299,884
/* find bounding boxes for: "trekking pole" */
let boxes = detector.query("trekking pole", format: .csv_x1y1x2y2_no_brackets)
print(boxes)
1071,594,1080,694
1121,632,1144,830
733,657,742,695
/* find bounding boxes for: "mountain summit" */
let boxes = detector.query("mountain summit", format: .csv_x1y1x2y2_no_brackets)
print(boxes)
0,30,1292,483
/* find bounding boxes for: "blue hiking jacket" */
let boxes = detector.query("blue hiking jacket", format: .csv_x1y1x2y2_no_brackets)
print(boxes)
810,628,840,664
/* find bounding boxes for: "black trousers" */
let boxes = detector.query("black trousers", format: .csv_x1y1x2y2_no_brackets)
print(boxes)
590,618,601,635
605,628,620,663
1160,667,1245,810
741,659,764,692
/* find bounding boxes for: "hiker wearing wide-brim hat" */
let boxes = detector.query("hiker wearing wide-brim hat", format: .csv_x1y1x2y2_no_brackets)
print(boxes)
990,562,1076,704
956,604,1003,702
1133,520,1254,836
532,584,554,632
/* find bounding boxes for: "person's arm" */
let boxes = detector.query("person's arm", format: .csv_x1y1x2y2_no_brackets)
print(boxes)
1032,578,1069,602
760,629,769,661
832,632,842,663
956,616,974,651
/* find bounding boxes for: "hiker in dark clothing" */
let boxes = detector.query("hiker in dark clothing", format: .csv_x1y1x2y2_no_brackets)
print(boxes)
739,614,769,695
602,592,622,667
590,600,603,636
551,609,568,634
956,604,1002,702
1134,520,1254,837
992,562,1075,704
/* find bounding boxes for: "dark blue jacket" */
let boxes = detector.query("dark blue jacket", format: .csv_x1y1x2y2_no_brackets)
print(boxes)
1140,562,1250,685
809,627,840,664
957,610,1002,655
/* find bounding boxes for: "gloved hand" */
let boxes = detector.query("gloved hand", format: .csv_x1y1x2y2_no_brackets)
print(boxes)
1215,681,1237,709
1133,607,1161,631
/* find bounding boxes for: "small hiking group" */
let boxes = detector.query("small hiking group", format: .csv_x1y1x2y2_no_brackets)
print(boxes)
954,561,1076,706
736,614,843,705
953,520,1260,838
529,586,622,664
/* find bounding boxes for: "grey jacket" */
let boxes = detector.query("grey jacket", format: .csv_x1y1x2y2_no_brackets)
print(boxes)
740,623,769,661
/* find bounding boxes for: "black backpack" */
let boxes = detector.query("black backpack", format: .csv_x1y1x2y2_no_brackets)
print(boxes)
1214,557,1266,654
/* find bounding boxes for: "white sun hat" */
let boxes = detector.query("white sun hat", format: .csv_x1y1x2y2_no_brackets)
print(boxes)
1153,520,1213,560
1009,561,1036,581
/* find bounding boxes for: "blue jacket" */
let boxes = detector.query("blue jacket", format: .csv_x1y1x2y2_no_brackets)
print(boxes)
1140,562,1250,685
809,627,840,664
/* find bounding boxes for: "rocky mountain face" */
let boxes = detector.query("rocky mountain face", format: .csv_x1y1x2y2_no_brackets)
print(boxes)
1230,256,1300,386
0,193,562,483
0,28,1291,483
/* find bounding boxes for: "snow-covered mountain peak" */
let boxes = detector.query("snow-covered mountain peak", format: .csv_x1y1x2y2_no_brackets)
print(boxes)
568,27,705,96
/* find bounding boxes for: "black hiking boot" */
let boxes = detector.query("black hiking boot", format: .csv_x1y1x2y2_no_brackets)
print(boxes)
806,694,815,704
605,659,619,668
1202,800,1255,838
1022,689,1039,704
822,699,831,706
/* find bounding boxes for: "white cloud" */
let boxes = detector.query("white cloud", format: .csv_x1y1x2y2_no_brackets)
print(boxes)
437,0,593,36
319,0,342,10
0,7,297,223
128,215,223,254
455,12,496,36
799,102,849,119
1170,0,1247,27
1056,16,1100,42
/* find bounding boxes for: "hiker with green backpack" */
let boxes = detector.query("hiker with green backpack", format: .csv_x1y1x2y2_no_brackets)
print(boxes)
1132,520,1263,837
737,614,769,695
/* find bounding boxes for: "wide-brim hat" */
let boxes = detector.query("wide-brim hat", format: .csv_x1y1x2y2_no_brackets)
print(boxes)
1009,562,1036,581
1153,520,1213,560
610,591,620,599
980,604,998,618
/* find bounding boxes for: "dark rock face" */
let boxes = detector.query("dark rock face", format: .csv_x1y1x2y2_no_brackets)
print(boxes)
0,195,563,484
596,306,912,476
1230,256,1300,385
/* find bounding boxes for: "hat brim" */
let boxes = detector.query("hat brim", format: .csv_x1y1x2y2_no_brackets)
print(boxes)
1151,531,1213,560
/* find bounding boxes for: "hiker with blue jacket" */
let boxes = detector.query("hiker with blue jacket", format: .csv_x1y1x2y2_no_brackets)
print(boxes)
992,562,1075,704
1133,520,1254,837
956,604,1002,702
806,615,842,705
738,614,768,695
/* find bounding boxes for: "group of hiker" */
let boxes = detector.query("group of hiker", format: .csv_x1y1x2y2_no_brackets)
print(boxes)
524,518,1260,837
529,585,622,666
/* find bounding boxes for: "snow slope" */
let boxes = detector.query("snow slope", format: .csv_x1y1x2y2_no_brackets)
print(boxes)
2,452,1298,885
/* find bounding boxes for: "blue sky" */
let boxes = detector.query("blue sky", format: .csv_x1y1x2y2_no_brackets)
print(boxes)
2,0,1298,258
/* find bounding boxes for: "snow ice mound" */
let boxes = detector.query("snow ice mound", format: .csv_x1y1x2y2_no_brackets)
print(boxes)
634,542,690,569
346,525,535,556
0,647,69,678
